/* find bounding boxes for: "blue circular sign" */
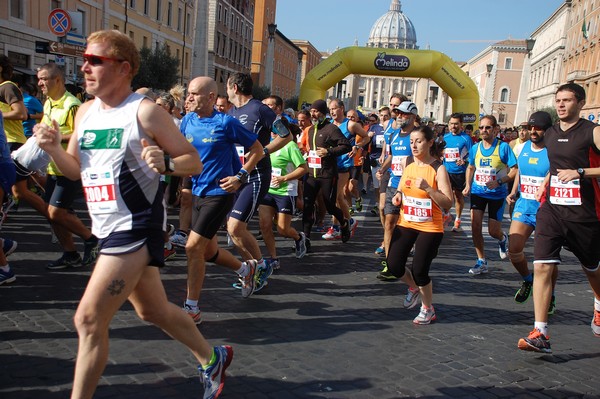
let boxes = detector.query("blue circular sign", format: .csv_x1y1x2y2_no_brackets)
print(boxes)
589,114,595,121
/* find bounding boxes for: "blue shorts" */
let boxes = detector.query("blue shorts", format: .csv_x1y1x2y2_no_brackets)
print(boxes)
470,194,505,221
260,192,295,215
0,162,16,195
511,199,537,228
98,229,165,267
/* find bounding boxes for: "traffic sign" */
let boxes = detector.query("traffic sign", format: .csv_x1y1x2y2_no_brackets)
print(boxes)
589,114,595,121
48,9,71,37
48,41,85,57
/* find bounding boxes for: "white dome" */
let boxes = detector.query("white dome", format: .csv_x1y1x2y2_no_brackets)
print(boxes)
367,0,418,49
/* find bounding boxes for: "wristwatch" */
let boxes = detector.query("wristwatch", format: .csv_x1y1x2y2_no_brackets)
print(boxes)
163,155,175,173
236,169,249,184
577,168,585,179
263,147,270,156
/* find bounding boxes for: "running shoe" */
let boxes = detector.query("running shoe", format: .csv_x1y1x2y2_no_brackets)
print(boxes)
268,258,280,271
295,232,307,259
370,205,379,216
518,329,552,353
404,287,421,309
170,230,188,248
443,212,453,231
349,218,359,237
361,188,367,195
355,196,363,212
413,305,436,325
164,246,177,261
183,304,202,324
548,295,556,315
409,245,415,257
514,279,533,303
468,259,488,275
82,237,99,266
305,237,312,253
349,208,355,216
313,224,325,233
376,261,398,281
166,223,176,236
255,260,274,292
374,246,385,256
592,308,600,337
240,260,258,298
0,267,16,285
2,238,17,257
498,233,508,260
341,220,351,243
47,253,83,270
452,219,462,232
198,345,233,399
322,226,341,240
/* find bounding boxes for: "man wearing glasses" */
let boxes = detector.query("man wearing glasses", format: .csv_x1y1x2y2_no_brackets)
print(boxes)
36,30,231,399
463,115,517,275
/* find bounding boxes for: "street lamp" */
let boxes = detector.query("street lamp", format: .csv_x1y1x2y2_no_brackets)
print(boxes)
265,23,277,90
486,63,493,76
180,0,191,85
525,38,536,57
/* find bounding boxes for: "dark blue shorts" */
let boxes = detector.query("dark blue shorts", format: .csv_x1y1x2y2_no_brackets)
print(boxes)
0,162,16,194
98,229,165,267
260,192,295,215
229,169,270,223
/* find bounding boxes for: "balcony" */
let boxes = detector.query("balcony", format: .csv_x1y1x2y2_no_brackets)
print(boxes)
566,70,587,81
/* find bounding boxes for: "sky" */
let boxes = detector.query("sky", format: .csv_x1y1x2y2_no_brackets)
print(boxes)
276,0,565,62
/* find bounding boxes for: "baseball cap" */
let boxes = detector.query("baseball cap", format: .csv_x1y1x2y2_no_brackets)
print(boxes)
397,101,418,115
310,99,328,115
527,111,553,130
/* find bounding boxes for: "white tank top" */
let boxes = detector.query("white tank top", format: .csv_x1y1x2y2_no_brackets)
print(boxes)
77,92,165,238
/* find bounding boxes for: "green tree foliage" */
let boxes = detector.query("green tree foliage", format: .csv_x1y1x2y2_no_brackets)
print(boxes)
537,106,559,124
132,44,180,91
285,96,299,111
252,85,271,101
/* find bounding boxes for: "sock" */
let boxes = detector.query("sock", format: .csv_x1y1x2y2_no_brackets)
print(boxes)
165,241,173,250
499,234,507,243
524,273,533,283
185,299,198,308
236,262,249,276
257,259,266,269
478,258,486,263
0,264,9,272
534,321,548,337
595,297,600,311
201,348,216,369
409,286,419,293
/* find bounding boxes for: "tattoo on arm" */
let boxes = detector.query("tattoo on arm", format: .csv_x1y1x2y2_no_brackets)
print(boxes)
107,279,125,296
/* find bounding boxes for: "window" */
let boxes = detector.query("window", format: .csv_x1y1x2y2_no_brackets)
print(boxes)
186,12,191,35
114,24,120,31
498,113,507,124
129,0,136,8
178,7,182,31
129,31,134,40
167,2,172,26
500,88,509,102
10,0,24,19
504,58,512,70
143,36,148,48
144,0,149,15
156,0,162,21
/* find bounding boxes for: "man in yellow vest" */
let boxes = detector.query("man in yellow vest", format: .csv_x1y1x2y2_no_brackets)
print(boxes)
36,63,99,269
0,55,27,151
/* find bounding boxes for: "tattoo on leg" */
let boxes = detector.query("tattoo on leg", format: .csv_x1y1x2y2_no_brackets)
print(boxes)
107,279,125,296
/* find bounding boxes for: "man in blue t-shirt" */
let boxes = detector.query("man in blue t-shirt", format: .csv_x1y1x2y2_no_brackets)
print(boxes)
442,113,472,231
463,114,518,275
181,77,265,322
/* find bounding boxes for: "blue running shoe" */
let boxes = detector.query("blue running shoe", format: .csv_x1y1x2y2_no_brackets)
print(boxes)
498,233,508,260
198,345,233,399
469,259,488,275
0,266,16,285
2,238,17,257
255,259,273,292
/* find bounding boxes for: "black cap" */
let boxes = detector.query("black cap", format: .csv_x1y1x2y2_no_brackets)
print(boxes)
310,99,328,115
528,111,553,130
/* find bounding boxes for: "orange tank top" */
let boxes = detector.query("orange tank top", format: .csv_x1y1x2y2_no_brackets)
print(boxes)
399,158,444,233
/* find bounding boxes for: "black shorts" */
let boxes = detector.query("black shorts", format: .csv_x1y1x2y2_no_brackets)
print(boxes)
533,203,600,269
470,194,506,221
181,175,193,190
260,192,295,215
191,195,234,239
44,174,84,209
448,172,466,191
13,159,32,182
98,229,165,267
350,165,362,181
230,170,270,223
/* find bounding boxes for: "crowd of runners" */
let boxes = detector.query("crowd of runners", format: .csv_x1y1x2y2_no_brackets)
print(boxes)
0,30,599,399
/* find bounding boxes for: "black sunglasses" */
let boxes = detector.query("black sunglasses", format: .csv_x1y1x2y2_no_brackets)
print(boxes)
479,126,493,130
83,53,125,66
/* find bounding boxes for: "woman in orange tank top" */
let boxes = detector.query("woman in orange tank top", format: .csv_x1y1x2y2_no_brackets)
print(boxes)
387,126,453,325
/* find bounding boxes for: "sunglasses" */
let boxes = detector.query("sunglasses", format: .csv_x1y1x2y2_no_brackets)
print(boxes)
479,126,493,130
83,53,125,66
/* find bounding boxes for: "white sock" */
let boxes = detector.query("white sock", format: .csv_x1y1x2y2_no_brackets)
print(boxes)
236,262,249,276
595,297,600,312
534,321,548,337
185,299,198,309
0,264,9,272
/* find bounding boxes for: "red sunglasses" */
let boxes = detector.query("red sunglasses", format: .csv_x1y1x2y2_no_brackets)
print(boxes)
83,53,125,66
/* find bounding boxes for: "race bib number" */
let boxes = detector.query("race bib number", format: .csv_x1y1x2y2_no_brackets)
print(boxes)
402,195,433,223
474,168,497,186
271,167,282,188
391,155,406,176
519,175,544,200
236,146,245,165
308,150,321,169
549,175,581,205
81,166,118,214
375,135,385,149
443,148,460,162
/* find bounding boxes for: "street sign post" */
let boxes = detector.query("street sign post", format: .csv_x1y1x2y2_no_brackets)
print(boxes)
48,41,85,58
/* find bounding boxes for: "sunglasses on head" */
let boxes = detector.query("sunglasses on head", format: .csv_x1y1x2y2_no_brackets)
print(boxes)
479,126,493,130
83,53,125,66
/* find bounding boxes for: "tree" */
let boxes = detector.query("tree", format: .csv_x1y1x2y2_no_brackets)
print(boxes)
132,44,180,91
537,106,559,124
252,85,271,101
285,96,298,111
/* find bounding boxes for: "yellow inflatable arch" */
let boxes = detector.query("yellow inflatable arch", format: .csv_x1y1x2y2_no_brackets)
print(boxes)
299,47,479,127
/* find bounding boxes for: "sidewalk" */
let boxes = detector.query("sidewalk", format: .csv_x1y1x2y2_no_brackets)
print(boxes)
1,199,599,398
